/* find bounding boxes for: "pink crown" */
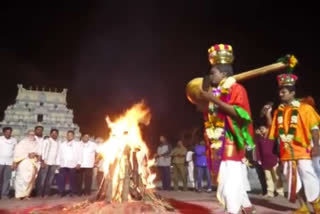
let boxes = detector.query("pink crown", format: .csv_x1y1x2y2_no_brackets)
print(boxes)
277,74,298,87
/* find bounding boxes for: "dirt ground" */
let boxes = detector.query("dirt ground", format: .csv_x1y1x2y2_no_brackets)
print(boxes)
0,189,303,214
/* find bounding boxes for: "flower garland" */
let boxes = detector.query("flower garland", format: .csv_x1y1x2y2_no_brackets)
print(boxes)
277,100,300,150
205,77,236,149
277,55,298,73
288,55,298,69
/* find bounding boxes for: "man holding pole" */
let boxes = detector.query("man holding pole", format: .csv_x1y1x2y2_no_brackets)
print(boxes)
200,44,256,214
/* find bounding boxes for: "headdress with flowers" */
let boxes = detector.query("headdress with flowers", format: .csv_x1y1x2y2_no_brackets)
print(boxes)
277,55,298,87
275,55,301,158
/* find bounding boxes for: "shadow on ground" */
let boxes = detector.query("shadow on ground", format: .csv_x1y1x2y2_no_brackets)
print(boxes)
250,197,295,212
168,199,214,214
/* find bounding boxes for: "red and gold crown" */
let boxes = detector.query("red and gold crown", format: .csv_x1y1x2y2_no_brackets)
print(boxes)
208,44,234,65
276,55,299,87
277,74,298,87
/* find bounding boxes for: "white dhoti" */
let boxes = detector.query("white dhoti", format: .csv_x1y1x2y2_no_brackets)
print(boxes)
187,162,195,188
186,151,195,188
312,156,320,181
15,158,38,198
217,160,252,214
283,159,320,202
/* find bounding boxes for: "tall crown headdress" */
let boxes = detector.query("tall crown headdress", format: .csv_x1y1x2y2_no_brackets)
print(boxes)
208,44,234,65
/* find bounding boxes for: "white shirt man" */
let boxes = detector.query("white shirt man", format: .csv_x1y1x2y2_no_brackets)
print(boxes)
35,136,45,155
157,144,171,167
34,126,48,196
0,134,17,166
0,127,17,198
34,126,45,157
81,141,97,168
79,134,97,195
57,131,82,196
156,136,172,191
43,137,60,166
58,139,83,168
36,129,60,197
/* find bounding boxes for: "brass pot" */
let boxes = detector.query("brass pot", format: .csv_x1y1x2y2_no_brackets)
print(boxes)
185,77,203,105
185,77,209,111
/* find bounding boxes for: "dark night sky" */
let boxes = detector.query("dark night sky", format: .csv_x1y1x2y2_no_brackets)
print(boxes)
1,1,319,143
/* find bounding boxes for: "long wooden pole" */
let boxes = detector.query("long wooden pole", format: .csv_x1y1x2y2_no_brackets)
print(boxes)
233,62,286,82
186,62,288,105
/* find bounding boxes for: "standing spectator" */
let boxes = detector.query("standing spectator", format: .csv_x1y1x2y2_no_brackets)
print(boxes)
0,127,17,199
245,128,267,195
245,146,267,195
36,129,60,197
95,137,105,188
57,130,83,197
156,136,172,191
171,140,187,191
34,126,45,157
34,125,45,195
79,134,97,195
255,124,284,198
195,140,212,192
13,130,40,200
186,146,195,189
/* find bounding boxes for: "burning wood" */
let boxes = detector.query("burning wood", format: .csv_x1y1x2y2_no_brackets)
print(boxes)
90,101,174,211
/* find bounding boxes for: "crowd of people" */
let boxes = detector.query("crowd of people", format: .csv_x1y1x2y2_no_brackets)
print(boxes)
0,123,292,202
0,126,104,200
156,135,213,193
2,43,320,214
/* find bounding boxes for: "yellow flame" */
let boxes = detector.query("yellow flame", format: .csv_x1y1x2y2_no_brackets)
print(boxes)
99,101,156,201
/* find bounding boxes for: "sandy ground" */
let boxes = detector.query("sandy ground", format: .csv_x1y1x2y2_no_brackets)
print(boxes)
0,190,304,214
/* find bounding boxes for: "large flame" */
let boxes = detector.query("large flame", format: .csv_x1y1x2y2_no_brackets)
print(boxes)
99,101,156,201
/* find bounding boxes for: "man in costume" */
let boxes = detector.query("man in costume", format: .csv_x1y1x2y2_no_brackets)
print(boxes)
265,68,320,214
200,44,255,214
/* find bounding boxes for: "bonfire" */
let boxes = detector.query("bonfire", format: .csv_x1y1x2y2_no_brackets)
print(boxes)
65,101,173,213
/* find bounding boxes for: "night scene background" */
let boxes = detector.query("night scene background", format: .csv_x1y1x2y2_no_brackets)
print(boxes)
1,1,319,148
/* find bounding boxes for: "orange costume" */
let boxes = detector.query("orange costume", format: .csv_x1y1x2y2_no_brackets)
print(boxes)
269,102,320,161
268,70,320,213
